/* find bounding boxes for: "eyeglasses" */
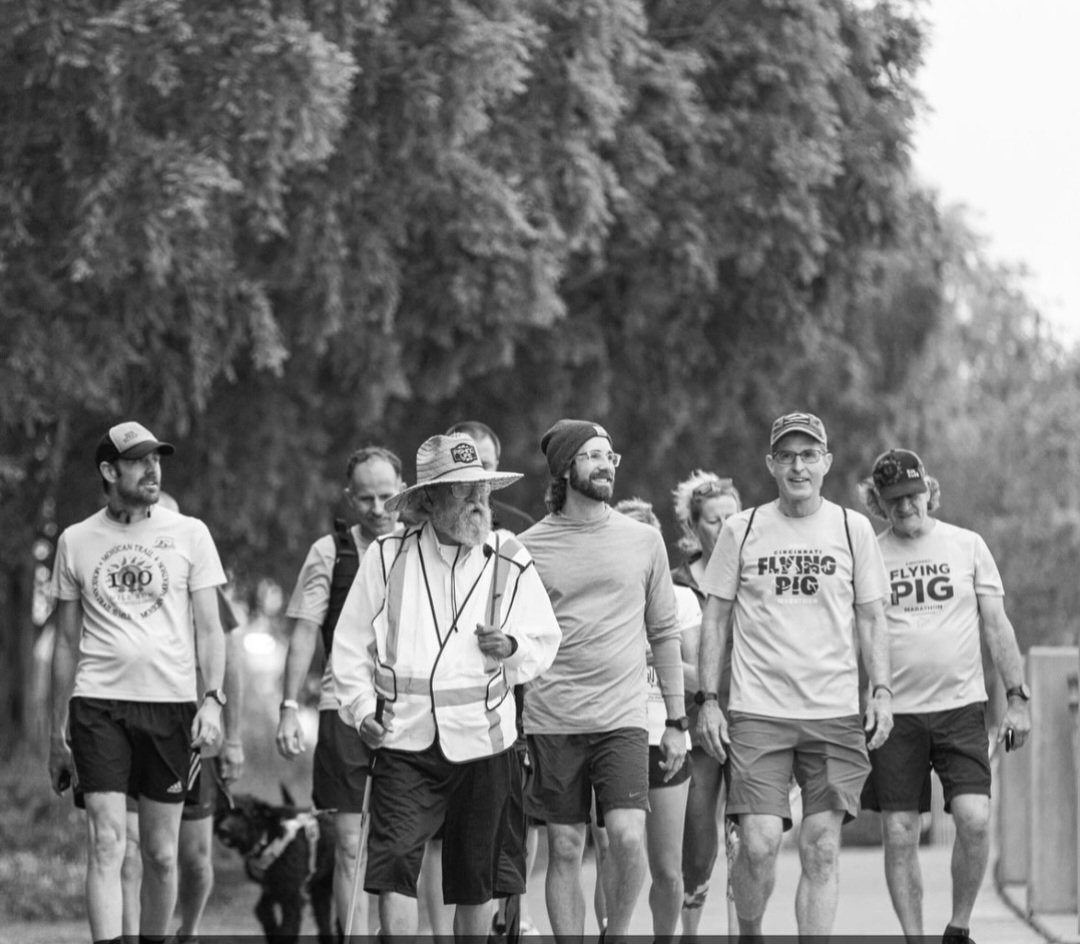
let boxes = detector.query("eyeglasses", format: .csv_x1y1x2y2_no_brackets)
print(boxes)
449,481,492,499
575,450,621,467
772,448,826,466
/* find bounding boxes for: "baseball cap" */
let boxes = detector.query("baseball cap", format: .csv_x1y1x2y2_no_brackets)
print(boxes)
871,449,928,500
95,421,175,465
769,412,827,449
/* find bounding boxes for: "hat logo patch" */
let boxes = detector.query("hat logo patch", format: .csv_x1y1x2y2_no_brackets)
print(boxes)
451,442,478,465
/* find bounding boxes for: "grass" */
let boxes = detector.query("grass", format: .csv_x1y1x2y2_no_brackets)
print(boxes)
0,743,85,921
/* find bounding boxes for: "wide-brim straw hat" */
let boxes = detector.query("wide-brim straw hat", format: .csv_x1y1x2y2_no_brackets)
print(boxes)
385,433,523,513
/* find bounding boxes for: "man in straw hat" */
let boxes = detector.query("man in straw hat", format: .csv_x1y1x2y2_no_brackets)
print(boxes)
332,433,562,938
519,418,687,942
858,448,1030,944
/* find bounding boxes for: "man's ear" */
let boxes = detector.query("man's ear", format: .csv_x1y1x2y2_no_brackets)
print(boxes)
99,460,119,484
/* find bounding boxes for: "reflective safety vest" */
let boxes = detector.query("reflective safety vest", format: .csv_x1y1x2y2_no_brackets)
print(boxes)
370,527,528,763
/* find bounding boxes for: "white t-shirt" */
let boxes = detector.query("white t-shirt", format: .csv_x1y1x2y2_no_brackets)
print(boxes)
878,519,1003,713
284,525,374,711
700,499,887,719
51,507,226,702
646,584,699,746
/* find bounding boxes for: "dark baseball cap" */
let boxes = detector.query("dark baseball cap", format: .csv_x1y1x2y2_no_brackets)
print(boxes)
95,421,175,465
871,449,928,500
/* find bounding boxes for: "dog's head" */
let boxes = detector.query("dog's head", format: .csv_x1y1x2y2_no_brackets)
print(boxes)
213,793,282,856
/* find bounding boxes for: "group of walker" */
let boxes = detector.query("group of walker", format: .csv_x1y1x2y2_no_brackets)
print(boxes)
49,411,1032,944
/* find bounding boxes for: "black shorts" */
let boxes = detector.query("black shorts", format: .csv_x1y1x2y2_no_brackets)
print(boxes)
365,743,517,905
495,741,530,898
181,752,220,821
862,703,991,814
69,697,196,804
649,744,692,789
526,728,649,825
312,709,370,813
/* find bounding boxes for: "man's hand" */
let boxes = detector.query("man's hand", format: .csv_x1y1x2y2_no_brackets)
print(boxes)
358,709,391,751
658,727,688,783
220,740,245,783
191,699,224,750
997,700,1032,752
276,706,305,759
475,622,514,670
865,688,894,751
49,738,74,796
697,700,728,763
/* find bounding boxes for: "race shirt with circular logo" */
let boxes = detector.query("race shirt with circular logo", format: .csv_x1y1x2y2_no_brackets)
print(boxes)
51,506,227,702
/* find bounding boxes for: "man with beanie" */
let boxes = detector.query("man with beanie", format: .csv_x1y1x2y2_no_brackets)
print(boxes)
520,419,687,942
858,449,1030,944
47,421,228,944
697,411,894,941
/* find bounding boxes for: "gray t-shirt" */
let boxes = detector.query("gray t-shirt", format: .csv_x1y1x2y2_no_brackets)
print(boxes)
520,507,680,733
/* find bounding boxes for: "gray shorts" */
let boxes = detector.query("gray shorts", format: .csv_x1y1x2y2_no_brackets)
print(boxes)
726,711,870,830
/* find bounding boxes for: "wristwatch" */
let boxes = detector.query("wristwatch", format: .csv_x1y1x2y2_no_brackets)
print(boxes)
279,699,300,712
1006,683,1031,702
694,691,719,706
203,689,227,707
665,716,690,732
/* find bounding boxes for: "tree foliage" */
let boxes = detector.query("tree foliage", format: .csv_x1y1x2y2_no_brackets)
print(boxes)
8,0,1071,742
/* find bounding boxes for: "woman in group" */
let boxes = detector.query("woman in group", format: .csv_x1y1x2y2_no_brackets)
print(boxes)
670,471,742,936
610,497,697,943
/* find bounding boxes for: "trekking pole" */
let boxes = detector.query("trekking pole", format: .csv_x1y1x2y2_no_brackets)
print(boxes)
344,698,384,941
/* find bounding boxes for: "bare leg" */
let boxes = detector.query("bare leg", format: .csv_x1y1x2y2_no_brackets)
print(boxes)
420,839,454,940
597,807,647,939
590,822,610,933
731,813,783,937
334,811,378,937
794,809,845,937
136,796,184,937
454,901,496,937
680,748,722,936
176,815,214,938
645,781,689,941
379,890,419,937
545,822,587,940
120,807,142,939
881,809,923,940
84,792,129,941
949,793,990,930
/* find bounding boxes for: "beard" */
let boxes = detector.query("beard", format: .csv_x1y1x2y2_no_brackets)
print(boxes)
569,463,614,503
430,497,492,547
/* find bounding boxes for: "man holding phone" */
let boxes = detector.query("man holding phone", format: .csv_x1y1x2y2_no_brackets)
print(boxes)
858,448,1031,944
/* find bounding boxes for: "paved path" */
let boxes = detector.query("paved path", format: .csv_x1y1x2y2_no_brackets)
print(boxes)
4,841,1074,942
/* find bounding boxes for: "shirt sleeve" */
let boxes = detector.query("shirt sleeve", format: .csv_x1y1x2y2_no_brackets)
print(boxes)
972,532,1005,597
850,510,888,605
50,530,82,602
187,519,227,592
643,533,680,645
501,560,563,686
332,540,387,729
284,536,335,624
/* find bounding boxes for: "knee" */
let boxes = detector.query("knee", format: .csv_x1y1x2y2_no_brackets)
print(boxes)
799,831,840,881
142,837,179,876
548,830,585,866
953,801,990,844
882,814,921,851
88,823,127,870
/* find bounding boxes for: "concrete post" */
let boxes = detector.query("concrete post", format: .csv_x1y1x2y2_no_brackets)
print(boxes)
1027,646,1079,914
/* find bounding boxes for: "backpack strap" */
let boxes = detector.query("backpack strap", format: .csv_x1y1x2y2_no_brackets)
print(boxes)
319,519,359,656
736,505,759,586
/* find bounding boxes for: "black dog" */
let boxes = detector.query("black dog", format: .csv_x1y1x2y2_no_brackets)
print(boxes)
214,787,336,943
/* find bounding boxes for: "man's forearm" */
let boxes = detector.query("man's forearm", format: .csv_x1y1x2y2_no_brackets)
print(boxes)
856,599,891,688
281,619,320,702
698,596,732,694
49,601,81,741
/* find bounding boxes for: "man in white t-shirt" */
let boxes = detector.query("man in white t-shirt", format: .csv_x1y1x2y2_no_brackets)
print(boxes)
275,445,403,937
47,421,227,944
697,411,894,940
858,448,1031,944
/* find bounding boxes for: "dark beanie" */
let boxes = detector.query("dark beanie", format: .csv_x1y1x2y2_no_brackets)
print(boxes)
540,419,612,476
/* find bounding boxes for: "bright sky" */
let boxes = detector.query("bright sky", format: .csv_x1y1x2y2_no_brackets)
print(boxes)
912,0,1080,345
